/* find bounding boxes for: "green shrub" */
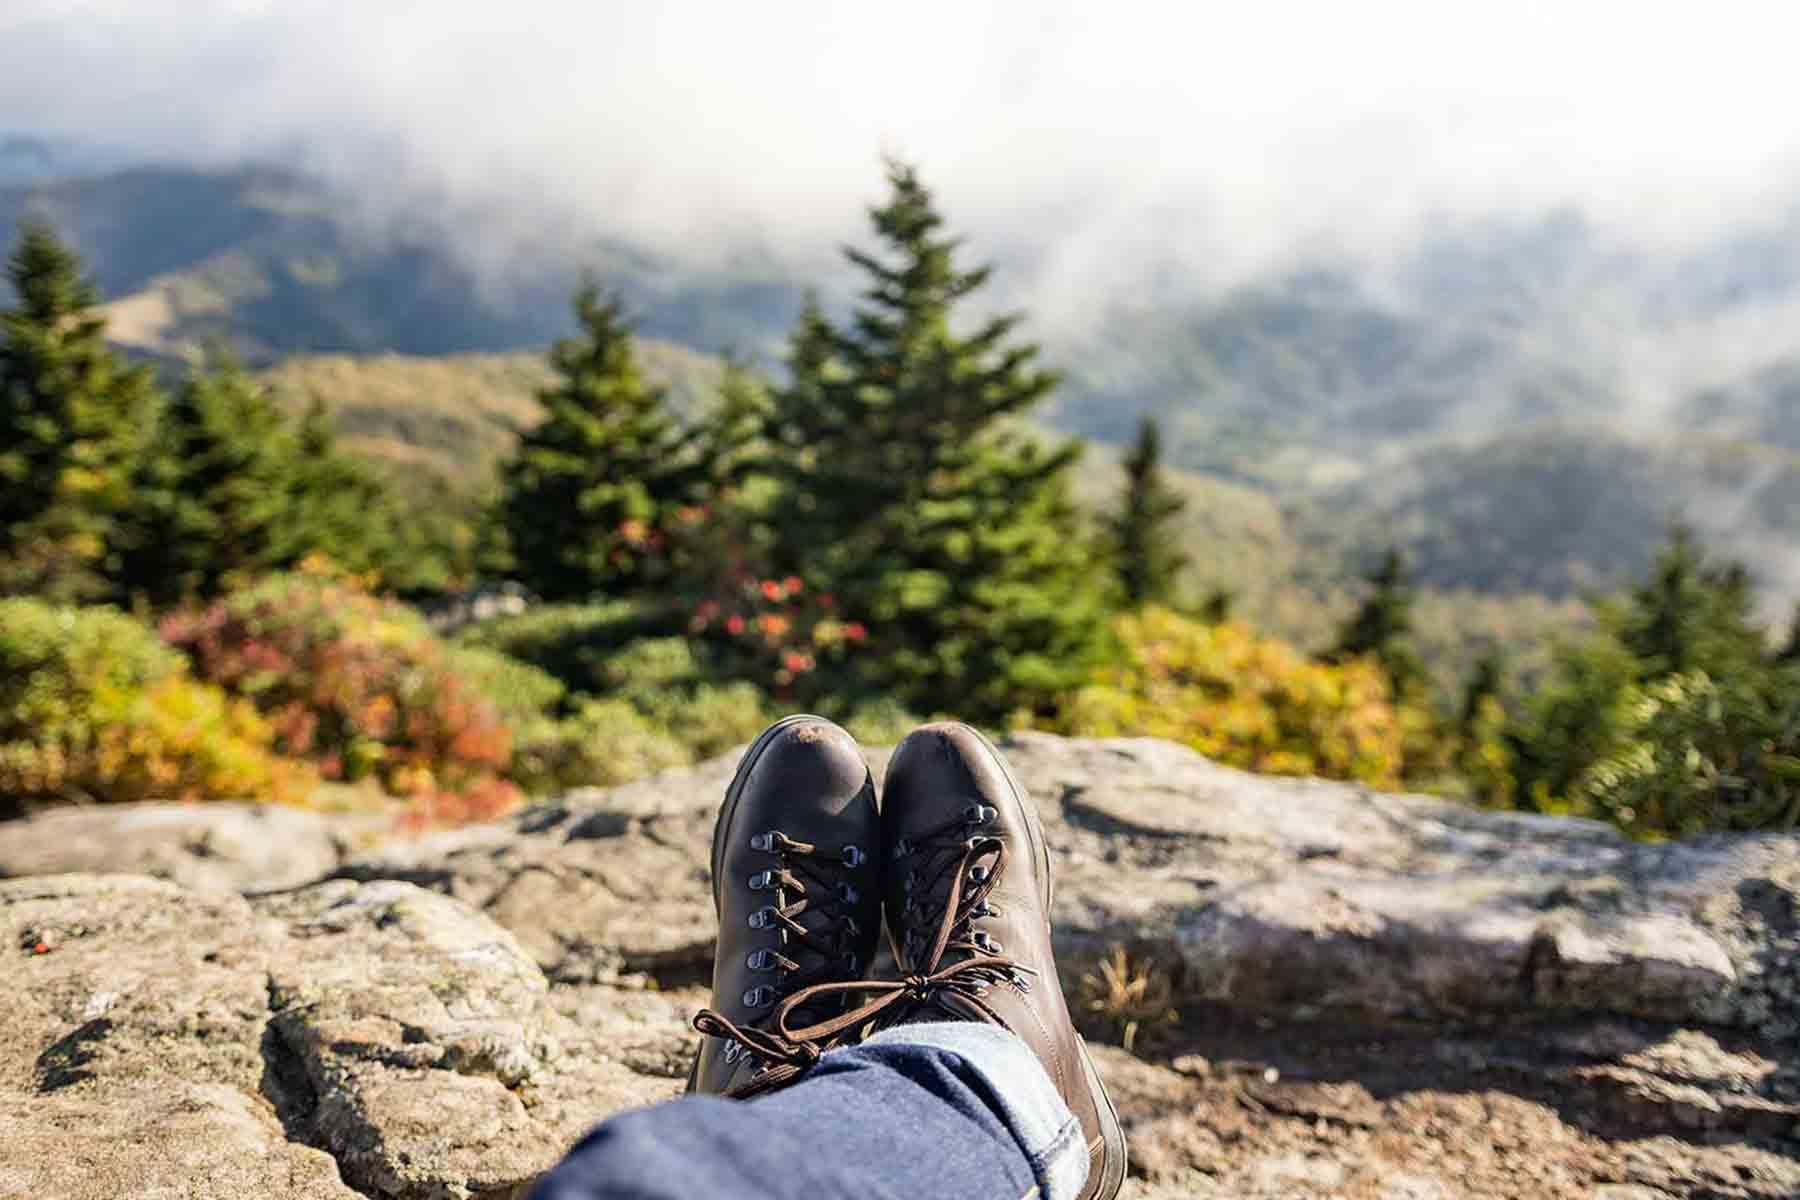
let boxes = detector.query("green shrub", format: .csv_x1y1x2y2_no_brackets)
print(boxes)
508,698,692,794
838,697,924,746
0,599,305,814
445,643,567,722
462,613,789,765
453,601,677,695
637,681,775,760
594,636,707,703
1578,671,1800,836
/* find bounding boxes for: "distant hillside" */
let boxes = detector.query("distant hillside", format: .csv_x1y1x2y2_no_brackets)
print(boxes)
255,342,724,489
1293,423,1800,612
0,165,798,362
1688,360,1800,452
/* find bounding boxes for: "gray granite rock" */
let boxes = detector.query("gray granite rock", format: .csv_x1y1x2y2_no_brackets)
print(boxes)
0,802,378,893
337,733,1800,1038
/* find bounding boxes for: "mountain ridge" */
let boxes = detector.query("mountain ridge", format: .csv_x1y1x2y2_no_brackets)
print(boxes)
5,156,1799,610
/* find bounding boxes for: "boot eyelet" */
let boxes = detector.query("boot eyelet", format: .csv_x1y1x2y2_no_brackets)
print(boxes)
973,932,1002,954
837,882,859,904
891,839,911,861
844,916,860,937
968,865,990,884
902,874,916,895
963,804,997,825
743,986,774,1008
723,1040,742,1063
841,845,866,868
746,949,775,971
750,831,776,852
748,906,777,929
749,870,775,890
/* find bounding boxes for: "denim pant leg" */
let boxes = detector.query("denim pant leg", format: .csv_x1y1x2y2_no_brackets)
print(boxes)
531,1022,1087,1200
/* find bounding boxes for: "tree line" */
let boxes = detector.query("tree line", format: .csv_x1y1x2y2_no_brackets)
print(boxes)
3,159,1795,833
0,161,1193,722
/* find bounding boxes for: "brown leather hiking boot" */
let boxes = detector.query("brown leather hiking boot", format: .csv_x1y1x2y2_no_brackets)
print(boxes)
687,715,881,1099
784,722,1127,1199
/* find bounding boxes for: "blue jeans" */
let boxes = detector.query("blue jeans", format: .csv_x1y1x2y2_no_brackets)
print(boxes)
532,1022,1089,1200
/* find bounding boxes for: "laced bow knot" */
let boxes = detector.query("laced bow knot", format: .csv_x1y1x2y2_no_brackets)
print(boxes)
774,805,1034,1047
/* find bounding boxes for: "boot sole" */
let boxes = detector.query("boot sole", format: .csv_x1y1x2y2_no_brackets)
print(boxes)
960,724,1128,1200
688,713,843,1094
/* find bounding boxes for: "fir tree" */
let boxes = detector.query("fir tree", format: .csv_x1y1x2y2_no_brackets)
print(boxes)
1617,525,1765,681
695,359,772,495
280,398,402,576
0,223,155,599
501,288,696,601
763,161,1103,718
1778,601,1800,665
1103,416,1189,607
117,353,297,603
1459,647,1506,736
1333,546,1424,697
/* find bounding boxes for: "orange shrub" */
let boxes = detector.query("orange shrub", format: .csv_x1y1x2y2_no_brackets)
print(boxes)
161,573,520,823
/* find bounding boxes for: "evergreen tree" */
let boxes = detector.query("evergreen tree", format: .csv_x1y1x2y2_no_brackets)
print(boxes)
1456,646,1515,807
1778,601,1800,664
117,353,297,603
1617,525,1765,680
0,223,155,599
1459,647,1506,736
1333,547,1423,697
694,359,772,495
501,288,696,601
1103,416,1189,607
763,161,1103,718
280,398,402,576
1197,588,1235,624
1507,527,1794,829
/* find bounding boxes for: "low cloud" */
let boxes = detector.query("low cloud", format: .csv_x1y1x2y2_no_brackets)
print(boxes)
6,0,1800,293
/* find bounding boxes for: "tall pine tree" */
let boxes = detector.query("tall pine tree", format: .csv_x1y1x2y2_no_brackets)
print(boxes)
501,288,696,601
1333,546,1424,698
1103,416,1188,607
0,223,155,599
117,352,298,603
764,161,1102,718
694,359,772,496
1617,525,1765,681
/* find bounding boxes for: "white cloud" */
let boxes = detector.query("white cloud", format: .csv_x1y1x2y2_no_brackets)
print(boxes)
5,0,1800,281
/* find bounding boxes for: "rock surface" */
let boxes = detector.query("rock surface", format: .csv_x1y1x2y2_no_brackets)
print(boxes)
0,801,380,893
2,733,1797,1198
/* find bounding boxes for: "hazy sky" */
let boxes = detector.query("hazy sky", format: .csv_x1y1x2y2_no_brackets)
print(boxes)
5,0,1800,283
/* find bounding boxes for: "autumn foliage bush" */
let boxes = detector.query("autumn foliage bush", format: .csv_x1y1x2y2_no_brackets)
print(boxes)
160,571,521,823
1052,607,1415,787
0,598,305,815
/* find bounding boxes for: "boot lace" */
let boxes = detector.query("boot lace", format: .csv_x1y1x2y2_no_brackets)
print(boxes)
692,830,869,1097
770,804,1035,1047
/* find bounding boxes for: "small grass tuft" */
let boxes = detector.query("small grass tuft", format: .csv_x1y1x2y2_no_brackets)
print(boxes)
1077,944,1178,1054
